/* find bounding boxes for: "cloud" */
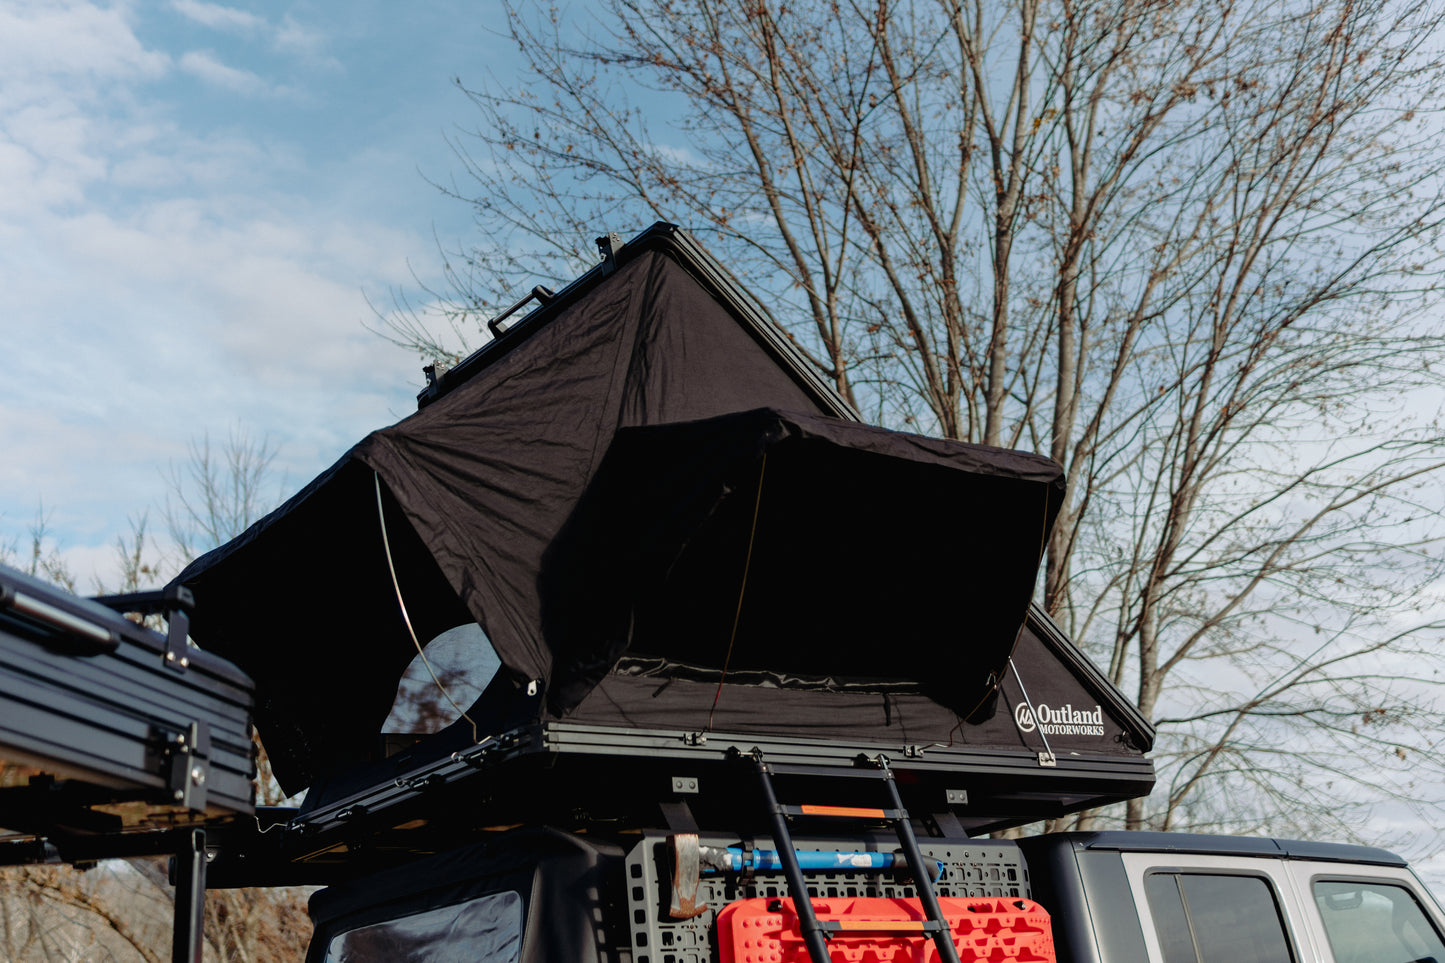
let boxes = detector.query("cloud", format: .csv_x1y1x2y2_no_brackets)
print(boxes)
0,5,179,223
0,0,436,579
169,0,336,68
273,16,336,66
177,49,272,96
169,0,266,34
0,1,168,89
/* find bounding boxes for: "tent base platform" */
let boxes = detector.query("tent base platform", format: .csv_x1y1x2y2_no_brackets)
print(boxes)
204,720,1153,886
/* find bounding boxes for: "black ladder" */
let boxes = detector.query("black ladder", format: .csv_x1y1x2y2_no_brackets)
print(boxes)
749,754,962,963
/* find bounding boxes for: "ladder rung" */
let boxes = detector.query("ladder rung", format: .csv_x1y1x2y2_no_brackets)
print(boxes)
793,804,892,819
764,762,896,778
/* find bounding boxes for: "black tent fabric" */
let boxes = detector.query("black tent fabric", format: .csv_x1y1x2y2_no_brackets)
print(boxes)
177,243,857,791
305,828,623,963
542,407,1064,720
174,227,1076,795
557,604,1151,760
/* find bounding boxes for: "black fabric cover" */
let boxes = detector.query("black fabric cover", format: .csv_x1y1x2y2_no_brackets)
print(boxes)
305,828,623,963
178,250,828,791
174,242,1067,794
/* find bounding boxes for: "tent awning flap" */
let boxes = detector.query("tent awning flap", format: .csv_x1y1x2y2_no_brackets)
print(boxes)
543,408,1065,719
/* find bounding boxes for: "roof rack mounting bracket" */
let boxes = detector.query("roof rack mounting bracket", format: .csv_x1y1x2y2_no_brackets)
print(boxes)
597,231,624,275
92,584,195,672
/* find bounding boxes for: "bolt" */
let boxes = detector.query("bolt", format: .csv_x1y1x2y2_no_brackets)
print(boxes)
191,766,205,786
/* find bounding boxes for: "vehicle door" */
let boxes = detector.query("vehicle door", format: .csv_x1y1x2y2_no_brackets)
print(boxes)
1119,852,1322,963
1283,860,1445,963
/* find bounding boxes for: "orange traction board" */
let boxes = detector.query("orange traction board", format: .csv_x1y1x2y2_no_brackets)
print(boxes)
716,895,1055,963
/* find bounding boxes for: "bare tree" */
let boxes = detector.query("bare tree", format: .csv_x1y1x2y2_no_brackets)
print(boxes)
0,509,78,594
408,0,1445,838
1,435,311,961
163,428,280,565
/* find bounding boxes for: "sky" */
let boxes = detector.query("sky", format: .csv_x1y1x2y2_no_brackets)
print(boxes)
0,0,520,585
4,0,1445,893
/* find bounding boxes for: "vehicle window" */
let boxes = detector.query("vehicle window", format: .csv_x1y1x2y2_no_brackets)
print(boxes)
1145,873,1201,963
384,623,501,734
1313,879,1445,963
324,889,521,962
1144,872,1294,963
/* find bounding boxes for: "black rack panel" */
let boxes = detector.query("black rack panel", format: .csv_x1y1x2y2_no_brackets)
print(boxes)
623,832,1029,963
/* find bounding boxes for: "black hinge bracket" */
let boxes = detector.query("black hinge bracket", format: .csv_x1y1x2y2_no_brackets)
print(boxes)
164,721,211,812
162,585,195,673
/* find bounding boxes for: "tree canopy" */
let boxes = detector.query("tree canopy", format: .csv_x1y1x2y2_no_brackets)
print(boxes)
399,0,1445,839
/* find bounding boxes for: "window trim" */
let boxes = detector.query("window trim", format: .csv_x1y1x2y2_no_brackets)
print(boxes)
1141,868,1298,963
1122,853,1308,963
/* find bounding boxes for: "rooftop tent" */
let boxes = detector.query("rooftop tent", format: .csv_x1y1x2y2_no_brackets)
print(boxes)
173,225,1097,799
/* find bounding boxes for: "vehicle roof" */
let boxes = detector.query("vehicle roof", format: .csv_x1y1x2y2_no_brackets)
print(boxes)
1033,830,1406,867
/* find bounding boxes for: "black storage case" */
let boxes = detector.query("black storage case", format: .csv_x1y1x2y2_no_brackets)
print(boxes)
0,563,254,863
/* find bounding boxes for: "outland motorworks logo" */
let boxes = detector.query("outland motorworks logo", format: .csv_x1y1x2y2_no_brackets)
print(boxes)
1014,701,1106,737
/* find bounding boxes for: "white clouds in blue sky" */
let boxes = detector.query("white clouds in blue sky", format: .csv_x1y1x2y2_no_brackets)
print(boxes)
171,0,272,35
0,0,515,584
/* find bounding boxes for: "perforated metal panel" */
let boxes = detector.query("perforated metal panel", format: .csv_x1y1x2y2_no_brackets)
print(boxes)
622,832,1029,963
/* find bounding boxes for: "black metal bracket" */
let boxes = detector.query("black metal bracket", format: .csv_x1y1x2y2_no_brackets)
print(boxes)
659,798,700,836
422,361,451,387
163,721,211,812
93,584,195,673
170,828,207,963
597,232,624,274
